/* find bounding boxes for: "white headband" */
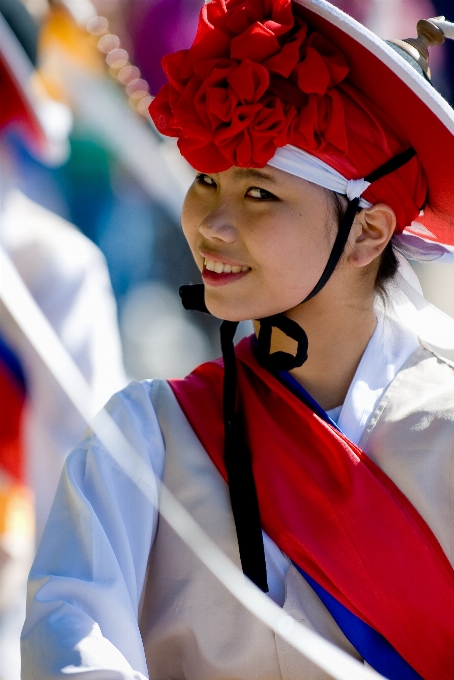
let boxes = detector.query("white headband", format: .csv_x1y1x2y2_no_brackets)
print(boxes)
268,145,373,208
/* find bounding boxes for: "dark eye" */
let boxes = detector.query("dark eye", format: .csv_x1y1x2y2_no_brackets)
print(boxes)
245,186,277,200
195,173,217,188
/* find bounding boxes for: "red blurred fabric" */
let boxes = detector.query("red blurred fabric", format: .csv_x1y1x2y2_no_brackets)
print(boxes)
0,53,42,151
149,0,427,232
0,55,31,134
169,335,454,680
0,362,25,483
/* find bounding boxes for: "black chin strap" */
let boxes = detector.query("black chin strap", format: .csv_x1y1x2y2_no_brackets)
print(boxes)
255,195,360,372
221,320,269,591
179,286,269,588
179,146,417,592
256,145,417,370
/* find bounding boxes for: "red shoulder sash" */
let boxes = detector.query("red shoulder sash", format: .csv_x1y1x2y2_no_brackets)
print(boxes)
169,336,454,680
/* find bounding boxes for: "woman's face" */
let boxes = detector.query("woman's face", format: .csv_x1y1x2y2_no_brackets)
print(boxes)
181,164,339,321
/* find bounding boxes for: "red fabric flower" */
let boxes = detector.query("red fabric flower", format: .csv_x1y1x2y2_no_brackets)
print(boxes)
149,0,349,171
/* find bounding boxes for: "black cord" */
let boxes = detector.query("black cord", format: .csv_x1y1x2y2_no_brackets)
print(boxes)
220,320,269,592
364,147,416,185
302,196,360,303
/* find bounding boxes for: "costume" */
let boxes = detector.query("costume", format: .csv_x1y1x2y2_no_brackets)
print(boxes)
22,0,454,678
21,314,454,680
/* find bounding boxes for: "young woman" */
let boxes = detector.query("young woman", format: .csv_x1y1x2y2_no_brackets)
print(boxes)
22,1,454,679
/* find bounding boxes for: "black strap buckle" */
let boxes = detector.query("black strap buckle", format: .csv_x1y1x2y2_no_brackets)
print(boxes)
256,314,309,371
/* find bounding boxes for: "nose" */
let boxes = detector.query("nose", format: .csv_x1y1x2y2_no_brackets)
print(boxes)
198,202,237,243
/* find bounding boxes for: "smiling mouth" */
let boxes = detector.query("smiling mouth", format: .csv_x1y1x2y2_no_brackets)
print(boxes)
202,258,251,287
204,258,250,274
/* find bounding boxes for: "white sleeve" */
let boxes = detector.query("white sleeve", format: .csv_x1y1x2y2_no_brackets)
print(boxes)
21,381,165,680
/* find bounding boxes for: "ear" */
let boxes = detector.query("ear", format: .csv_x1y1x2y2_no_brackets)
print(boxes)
347,203,396,268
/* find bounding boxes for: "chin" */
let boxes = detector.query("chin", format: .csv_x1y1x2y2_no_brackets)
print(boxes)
204,301,252,323
203,290,256,322
204,289,288,323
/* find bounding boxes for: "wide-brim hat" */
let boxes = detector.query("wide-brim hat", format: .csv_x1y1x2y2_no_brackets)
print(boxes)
291,0,454,246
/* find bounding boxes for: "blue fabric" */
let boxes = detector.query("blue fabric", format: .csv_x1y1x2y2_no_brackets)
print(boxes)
293,564,422,680
0,334,26,393
276,370,341,431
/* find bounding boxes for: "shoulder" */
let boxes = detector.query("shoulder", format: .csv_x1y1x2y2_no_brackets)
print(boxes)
363,341,454,445
396,343,454,417
97,378,171,434
102,379,179,435
361,342,454,451
73,380,172,480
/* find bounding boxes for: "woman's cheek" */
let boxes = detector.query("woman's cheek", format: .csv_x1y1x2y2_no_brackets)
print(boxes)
181,194,200,254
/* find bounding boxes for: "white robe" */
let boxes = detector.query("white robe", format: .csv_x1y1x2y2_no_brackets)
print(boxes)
21,315,454,679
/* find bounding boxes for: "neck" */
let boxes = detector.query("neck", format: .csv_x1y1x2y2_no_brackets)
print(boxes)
254,275,377,411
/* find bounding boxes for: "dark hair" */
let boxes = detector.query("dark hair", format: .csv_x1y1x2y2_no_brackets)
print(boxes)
331,192,398,295
375,240,399,295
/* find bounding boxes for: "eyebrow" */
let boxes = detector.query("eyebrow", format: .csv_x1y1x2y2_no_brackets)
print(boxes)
231,168,277,183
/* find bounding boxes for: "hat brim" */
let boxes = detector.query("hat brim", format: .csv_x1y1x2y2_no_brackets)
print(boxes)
294,0,454,245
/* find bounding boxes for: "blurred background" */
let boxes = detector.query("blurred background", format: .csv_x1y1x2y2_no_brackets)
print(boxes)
0,1,453,678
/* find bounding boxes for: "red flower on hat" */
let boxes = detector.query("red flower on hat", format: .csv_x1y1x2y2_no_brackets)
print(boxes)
149,0,350,171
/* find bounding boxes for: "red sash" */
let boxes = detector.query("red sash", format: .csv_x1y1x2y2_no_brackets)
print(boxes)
169,336,454,680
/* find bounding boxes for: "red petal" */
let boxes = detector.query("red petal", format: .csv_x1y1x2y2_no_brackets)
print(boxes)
227,60,270,103
179,137,231,173
263,23,307,77
234,131,253,166
227,0,262,34
296,47,331,95
162,51,188,90
181,28,231,79
149,86,176,135
230,22,280,61
307,33,349,86
206,87,236,124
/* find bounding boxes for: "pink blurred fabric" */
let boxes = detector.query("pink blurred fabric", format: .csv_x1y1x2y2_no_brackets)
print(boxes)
331,0,442,72
131,0,200,96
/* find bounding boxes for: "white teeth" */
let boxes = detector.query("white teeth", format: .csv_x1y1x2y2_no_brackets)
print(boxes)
204,258,250,275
